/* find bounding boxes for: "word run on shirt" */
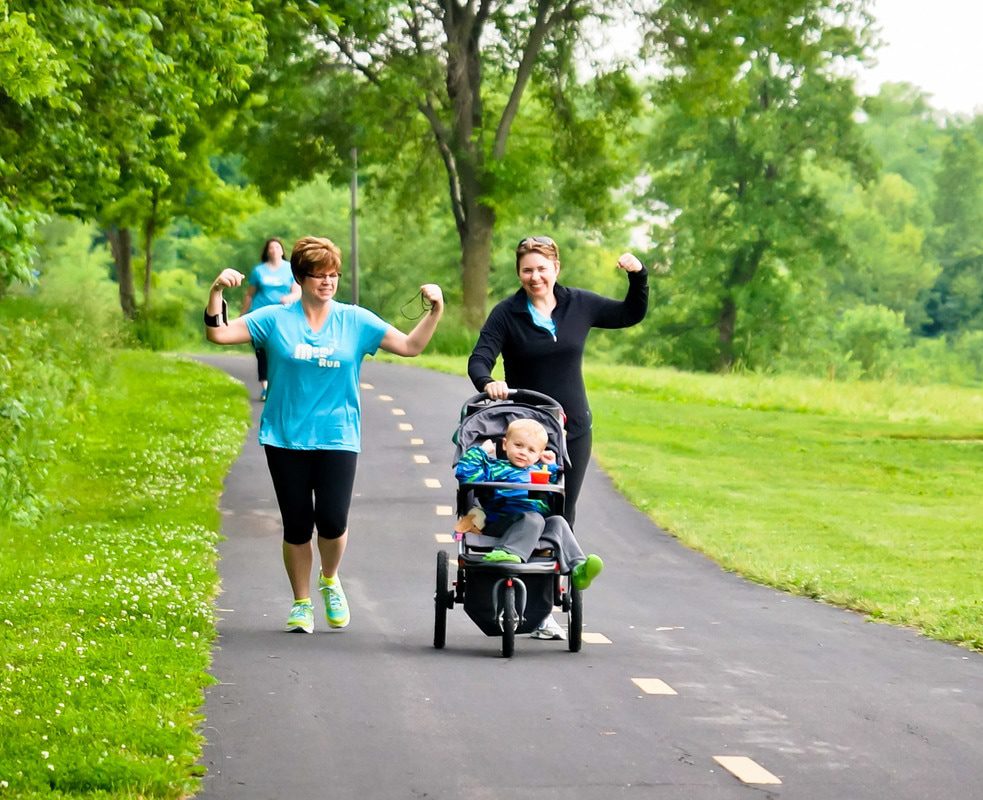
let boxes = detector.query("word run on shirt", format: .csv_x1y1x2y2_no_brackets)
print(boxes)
293,343,341,368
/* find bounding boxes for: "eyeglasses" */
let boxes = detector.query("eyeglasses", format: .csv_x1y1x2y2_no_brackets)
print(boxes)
517,236,555,249
304,272,341,283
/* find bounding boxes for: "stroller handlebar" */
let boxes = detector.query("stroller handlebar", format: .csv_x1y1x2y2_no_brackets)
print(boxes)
463,388,563,411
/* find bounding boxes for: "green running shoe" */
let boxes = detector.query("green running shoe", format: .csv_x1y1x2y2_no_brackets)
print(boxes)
319,574,350,629
571,554,604,591
483,549,522,563
286,600,314,633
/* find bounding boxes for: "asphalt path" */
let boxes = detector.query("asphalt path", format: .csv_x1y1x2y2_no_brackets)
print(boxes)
193,353,982,800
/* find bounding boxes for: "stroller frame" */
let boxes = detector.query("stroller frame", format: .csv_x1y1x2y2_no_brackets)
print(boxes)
433,389,583,657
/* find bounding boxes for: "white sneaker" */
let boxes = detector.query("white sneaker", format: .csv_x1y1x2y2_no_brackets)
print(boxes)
530,613,566,640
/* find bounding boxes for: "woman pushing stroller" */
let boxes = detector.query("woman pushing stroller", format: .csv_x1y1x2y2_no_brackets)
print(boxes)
455,417,603,591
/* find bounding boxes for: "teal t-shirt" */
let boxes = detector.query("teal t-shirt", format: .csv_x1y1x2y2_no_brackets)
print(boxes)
249,261,296,309
243,302,390,451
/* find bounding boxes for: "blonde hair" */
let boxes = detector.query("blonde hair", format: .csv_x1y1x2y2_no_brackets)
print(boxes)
505,418,549,449
290,236,342,282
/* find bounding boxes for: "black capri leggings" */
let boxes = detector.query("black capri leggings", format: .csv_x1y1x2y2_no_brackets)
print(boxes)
264,446,358,545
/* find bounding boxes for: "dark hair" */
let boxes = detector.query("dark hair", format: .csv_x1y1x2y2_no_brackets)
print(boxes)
260,238,285,263
515,236,560,272
290,236,342,282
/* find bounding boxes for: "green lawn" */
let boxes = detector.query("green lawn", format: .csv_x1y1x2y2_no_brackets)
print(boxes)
0,351,249,799
415,354,983,650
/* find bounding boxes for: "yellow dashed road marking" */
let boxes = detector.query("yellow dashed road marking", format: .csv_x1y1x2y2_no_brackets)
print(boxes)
713,756,781,785
360,382,374,389
391,408,406,416
435,505,453,516
631,678,678,695
414,454,430,464
581,632,611,644
377,394,393,401
434,533,454,543
424,478,442,489
399,423,413,431
410,437,424,445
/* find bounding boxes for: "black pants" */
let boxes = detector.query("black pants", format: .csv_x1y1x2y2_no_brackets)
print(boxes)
255,347,268,382
563,429,592,529
264,446,358,545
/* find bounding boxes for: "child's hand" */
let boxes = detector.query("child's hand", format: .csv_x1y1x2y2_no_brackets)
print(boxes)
480,439,497,456
539,450,557,465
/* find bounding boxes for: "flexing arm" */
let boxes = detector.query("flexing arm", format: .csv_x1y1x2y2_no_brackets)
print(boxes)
378,284,445,356
205,269,254,345
591,253,649,329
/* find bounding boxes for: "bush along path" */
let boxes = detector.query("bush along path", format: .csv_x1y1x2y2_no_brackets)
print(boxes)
0,351,250,799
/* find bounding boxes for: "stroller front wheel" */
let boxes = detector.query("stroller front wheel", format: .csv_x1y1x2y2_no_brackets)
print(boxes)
434,550,450,649
567,583,583,653
501,583,517,658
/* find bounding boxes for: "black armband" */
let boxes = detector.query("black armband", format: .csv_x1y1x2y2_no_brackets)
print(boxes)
204,299,229,328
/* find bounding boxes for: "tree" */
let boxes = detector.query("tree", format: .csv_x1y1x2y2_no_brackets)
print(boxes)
639,0,875,371
0,2,265,315
924,124,983,335
815,168,940,329
239,1,640,327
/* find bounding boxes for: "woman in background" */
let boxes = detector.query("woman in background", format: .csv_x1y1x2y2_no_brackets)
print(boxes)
242,237,301,400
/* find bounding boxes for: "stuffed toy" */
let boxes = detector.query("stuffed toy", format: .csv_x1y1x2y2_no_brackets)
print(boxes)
453,506,486,534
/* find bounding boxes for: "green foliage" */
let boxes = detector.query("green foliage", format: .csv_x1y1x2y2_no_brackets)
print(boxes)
815,167,940,329
924,125,983,335
0,297,116,525
0,1,266,300
0,350,249,798
861,83,949,197
833,304,910,378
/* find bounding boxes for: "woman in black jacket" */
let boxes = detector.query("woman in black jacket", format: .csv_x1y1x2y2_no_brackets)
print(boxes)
467,235,648,638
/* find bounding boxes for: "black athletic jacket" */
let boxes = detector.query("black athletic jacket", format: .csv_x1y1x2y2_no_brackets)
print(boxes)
467,268,648,440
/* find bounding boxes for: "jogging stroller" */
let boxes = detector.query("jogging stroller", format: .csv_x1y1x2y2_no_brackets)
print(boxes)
433,389,583,657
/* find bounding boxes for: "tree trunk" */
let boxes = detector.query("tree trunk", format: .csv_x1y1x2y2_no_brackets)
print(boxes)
460,203,495,329
106,227,137,320
716,295,737,371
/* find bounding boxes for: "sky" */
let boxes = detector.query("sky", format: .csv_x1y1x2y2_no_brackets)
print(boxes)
858,0,983,114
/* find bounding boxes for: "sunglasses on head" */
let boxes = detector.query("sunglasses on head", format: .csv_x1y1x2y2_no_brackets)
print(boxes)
517,236,555,248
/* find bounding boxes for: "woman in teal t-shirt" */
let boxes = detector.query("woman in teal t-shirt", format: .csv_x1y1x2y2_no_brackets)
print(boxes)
204,236,444,635
241,237,301,400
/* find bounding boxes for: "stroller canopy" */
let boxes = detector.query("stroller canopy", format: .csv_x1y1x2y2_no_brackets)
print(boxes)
452,390,568,468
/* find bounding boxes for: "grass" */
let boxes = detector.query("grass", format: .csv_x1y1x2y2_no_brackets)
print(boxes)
411,354,983,650
0,351,249,799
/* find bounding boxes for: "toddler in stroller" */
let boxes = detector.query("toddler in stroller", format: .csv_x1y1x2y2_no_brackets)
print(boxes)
433,389,602,657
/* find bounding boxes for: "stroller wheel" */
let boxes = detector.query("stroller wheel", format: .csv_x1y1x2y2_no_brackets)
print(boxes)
434,550,450,649
567,583,583,653
501,583,517,658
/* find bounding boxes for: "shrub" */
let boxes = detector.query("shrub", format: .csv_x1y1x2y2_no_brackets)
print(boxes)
0,299,116,523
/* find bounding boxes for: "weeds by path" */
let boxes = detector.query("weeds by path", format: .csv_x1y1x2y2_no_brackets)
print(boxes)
0,351,249,799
